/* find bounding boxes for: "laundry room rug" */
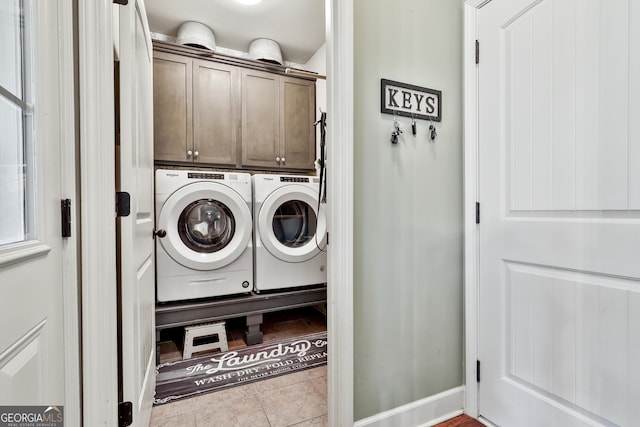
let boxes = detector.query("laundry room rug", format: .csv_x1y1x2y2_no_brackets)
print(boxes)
153,331,327,405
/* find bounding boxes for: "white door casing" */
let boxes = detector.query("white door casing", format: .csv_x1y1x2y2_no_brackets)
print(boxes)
79,0,120,422
76,0,353,424
118,0,156,425
476,0,640,426
0,0,79,422
326,0,354,425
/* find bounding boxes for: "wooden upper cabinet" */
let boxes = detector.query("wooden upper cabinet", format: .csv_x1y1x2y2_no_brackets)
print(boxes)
153,51,192,163
193,60,240,166
152,44,316,171
241,70,317,170
241,69,280,169
280,77,316,170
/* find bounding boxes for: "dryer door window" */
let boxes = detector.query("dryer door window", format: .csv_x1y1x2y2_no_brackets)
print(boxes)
272,200,317,248
257,184,327,263
178,199,235,253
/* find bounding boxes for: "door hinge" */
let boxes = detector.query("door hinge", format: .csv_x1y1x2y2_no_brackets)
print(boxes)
477,360,481,382
116,192,131,217
61,199,72,238
475,202,480,224
118,401,132,427
475,40,480,64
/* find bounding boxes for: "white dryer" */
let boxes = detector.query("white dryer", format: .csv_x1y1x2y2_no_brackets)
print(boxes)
252,174,327,292
155,169,253,302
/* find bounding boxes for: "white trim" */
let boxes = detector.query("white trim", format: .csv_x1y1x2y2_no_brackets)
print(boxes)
464,0,489,419
135,0,153,60
58,0,81,425
0,241,51,269
0,86,30,111
353,386,465,427
0,319,46,367
326,0,354,425
464,0,480,418
478,416,498,426
466,0,492,8
78,1,119,426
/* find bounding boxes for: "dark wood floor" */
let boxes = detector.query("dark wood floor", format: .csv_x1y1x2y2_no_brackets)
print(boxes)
158,305,327,362
435,414,484,427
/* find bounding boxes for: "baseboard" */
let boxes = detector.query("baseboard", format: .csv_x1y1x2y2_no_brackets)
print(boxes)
477,416,498,427
354,386,465,427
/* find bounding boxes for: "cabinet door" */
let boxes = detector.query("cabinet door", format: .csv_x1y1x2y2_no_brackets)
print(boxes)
153,51,192,162
193,60,240,166
280,77,316,170
241,69,280,168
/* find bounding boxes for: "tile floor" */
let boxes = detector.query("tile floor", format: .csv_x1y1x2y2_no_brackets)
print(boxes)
153,306,480,427
152,306,328,427
150,365,327,427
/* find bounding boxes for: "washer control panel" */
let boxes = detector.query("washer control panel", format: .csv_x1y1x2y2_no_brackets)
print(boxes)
188,173,224,180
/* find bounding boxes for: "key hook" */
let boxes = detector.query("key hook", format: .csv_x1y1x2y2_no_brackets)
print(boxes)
428,119,437,142
391,114,403,144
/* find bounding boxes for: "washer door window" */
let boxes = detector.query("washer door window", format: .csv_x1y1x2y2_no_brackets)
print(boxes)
258,185,327,263
179,200,235,253
158,182,252,271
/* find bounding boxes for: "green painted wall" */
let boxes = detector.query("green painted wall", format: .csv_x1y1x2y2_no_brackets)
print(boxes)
353,0,465,420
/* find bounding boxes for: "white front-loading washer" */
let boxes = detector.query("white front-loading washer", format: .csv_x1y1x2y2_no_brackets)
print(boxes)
155,169,253,302
252,174,327,292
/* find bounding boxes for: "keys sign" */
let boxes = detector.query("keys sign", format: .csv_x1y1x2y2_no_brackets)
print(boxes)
381,79,441,122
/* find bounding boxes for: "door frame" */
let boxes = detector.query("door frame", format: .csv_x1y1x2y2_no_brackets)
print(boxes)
78,1,119,426
463,0,490,420
78,0,356,425
326,0,354,425
57,0,82,425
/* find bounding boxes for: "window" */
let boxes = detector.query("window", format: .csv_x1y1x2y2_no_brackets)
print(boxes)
272,200,317,248
0,0,34,246
178,199,236,253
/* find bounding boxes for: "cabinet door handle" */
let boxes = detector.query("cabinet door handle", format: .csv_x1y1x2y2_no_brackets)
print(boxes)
276,157,281,164
281,157,286,164
187,150,193,158
194,150,199,159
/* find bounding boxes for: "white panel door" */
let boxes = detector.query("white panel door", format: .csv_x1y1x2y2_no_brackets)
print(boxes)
478,0,640,425
0,0,74,410
118,0,155,425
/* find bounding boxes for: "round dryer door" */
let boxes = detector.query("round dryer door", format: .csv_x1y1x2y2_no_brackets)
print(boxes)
158,181,252,271
258,185,327,263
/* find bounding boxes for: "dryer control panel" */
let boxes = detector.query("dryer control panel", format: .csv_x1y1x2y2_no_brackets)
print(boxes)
280,176,310,183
